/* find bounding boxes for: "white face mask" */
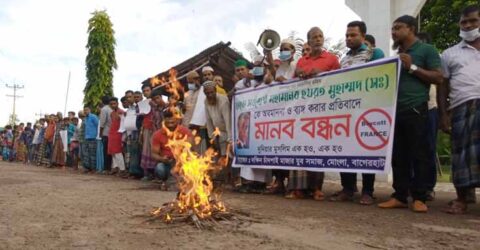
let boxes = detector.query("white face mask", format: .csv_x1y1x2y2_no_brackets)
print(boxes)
459,28,480,42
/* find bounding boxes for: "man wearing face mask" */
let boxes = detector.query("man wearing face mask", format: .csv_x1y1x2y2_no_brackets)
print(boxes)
378,15,443,213
439,5,480,214
183,70,202,128
275,38,297,82
183,70,209,154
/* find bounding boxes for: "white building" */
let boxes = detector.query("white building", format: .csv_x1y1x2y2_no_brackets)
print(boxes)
345,0,427,56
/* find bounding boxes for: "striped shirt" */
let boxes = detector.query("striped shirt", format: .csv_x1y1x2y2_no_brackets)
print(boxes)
441,40,480,109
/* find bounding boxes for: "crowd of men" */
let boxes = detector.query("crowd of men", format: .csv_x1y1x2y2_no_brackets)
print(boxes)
1,5,479,214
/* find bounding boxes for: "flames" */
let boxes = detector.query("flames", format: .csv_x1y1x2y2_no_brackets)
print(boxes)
150,68,184,104
151,125,226,222
149,68,228,224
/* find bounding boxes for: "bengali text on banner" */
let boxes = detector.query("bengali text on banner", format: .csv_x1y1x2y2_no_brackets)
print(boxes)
232,57,401,174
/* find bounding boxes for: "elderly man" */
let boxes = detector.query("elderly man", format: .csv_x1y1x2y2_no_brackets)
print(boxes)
204,81,232,157
439,5,480,214
329,21,384,205
296,27,340,79
378,15,443,213
289,27,340,201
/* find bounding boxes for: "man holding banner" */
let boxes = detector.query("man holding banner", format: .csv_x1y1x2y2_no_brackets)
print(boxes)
378,15,443,213
330,21,384,205
295,26,340,200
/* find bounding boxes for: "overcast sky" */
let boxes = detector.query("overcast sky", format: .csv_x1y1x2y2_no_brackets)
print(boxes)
0,0,359,125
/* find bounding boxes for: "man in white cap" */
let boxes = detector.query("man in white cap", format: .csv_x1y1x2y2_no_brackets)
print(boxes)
202,66,215,82
274,38,297,82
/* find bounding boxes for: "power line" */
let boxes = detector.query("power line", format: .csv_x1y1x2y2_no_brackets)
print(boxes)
5,82,24,125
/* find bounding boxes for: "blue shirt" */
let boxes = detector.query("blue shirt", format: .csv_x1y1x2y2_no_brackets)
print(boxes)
371,48,385,61
84,114,99,140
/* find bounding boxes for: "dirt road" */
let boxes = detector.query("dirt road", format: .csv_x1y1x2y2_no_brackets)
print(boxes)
0,162,479,250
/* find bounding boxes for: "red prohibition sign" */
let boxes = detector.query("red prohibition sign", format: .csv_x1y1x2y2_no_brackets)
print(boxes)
355,108,392,151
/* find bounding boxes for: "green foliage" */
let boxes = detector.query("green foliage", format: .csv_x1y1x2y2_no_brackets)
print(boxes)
83,10,117,110
420,0,478,51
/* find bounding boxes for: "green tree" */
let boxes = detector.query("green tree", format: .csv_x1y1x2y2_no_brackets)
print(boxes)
420,0,478,51
83,10,117,110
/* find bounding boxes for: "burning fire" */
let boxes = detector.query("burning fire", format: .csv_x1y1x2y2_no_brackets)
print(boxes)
149,69,230,226
152,111,226,223
151,124,227,223
149,68,185,106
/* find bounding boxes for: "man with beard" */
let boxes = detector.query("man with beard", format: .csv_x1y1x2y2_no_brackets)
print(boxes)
439,5,480,214
204,81,232,159
378,15,443,213
151,108,192,190
202,66,215,82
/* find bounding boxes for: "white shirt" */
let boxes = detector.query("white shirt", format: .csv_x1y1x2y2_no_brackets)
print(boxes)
32,128,41,145
234,78,266,91
441,40,480,109
275,60,297,80
99,105,113,136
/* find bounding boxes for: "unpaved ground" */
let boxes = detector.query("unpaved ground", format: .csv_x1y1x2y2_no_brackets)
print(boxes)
1,162,480,250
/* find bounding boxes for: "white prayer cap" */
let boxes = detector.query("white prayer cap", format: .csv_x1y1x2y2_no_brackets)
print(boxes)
203,80,216,89
202,66,214,73
281,38,296,48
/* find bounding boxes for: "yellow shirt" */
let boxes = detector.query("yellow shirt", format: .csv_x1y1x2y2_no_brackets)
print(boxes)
216,85,227,95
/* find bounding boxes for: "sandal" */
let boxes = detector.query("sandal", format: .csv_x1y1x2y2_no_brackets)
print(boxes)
329,191,353,202
359,194,375,205
443,200,467,214
264,185,286,195
313,189,325,201
285,190,305,199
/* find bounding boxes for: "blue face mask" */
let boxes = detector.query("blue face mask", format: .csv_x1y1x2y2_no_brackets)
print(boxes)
252,67,264,76
188,83,198,91
279,51,292,61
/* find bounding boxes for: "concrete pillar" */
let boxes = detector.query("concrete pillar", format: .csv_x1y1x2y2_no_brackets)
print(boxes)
345,0,426,56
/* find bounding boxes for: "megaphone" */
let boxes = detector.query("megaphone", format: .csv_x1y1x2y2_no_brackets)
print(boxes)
257,29,280,51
